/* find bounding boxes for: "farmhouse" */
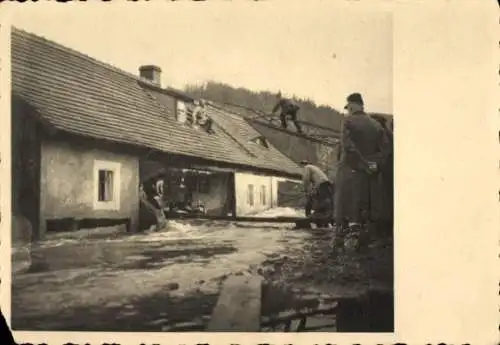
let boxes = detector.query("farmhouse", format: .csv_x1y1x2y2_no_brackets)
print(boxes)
11,28,302,241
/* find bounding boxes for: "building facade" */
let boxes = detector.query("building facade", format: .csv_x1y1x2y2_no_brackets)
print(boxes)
11,28,303,241
234,172,276,216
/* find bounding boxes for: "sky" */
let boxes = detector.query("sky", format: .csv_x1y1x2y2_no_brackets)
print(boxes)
5,2,393,114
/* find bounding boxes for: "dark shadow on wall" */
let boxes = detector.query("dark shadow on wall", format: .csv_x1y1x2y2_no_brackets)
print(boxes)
12,93,47,243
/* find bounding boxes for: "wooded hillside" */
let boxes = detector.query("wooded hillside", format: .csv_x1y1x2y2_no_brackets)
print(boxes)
185,82,343,180
185,81,345,131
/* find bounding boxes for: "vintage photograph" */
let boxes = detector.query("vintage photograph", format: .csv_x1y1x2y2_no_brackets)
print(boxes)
8,4,393,333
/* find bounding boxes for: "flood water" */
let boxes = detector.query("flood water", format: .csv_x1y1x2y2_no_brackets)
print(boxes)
12,208,311,330
11,207,392,332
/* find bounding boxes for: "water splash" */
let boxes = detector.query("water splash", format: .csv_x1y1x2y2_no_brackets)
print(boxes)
35,207,304,248
123,221,208,242
253,207,305,218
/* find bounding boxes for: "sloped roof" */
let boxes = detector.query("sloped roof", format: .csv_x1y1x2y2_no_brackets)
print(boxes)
11,28,301,178
205,103,302,176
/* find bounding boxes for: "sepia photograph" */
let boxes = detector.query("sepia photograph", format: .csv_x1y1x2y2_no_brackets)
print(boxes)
8,1,392,335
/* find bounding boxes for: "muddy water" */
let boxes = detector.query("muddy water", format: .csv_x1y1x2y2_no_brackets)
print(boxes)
12,207,392,332
28,236,238,273
12,211,310,331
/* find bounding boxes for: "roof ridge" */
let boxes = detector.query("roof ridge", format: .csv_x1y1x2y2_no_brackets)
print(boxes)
12,27,146,84
209,101,256,124
12,26,200,105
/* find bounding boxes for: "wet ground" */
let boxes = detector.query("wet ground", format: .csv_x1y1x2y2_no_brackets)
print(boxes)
11,208,393,332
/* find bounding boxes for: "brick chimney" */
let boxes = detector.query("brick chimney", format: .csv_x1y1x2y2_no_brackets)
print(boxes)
139,65,162,87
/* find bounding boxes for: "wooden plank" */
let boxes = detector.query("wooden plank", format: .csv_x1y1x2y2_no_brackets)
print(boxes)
166,213,335,225
208,275,263,332
167,213,299,223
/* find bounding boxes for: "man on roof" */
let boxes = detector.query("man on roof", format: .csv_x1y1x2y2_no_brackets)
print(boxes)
271,92,303,133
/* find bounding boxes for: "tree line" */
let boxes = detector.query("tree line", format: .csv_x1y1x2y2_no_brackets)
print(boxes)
184,81,345,132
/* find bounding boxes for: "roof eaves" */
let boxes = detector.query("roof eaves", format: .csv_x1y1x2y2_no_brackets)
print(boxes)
12,92,59,135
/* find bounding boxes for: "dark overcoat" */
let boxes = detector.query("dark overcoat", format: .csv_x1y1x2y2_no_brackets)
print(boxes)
334,112,391,224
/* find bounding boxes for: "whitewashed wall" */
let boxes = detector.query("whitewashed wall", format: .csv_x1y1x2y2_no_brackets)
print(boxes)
234,172,275,216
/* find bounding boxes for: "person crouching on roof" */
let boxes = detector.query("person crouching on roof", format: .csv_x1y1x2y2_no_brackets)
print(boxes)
300,160,333,225
193,99,214,133
271,92,303,133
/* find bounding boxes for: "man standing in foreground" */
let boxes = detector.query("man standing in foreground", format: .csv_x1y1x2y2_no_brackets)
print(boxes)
334,93,391,246
271,92,303,133
300,160,333,226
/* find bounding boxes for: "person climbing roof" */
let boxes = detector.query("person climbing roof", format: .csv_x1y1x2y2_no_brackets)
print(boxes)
271,91,303,133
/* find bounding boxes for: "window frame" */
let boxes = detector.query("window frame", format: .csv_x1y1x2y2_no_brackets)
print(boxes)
176,99,188,123
247,184,255,206
93,160,121,211
251,136,269,149
260,185,267,205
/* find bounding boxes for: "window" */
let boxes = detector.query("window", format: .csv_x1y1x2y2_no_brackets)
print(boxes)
98,170,114,201
260,185,267,205
93,160,121,210
176,100,214,134
251,136,269,148
247,184,254,206
176,100,187,123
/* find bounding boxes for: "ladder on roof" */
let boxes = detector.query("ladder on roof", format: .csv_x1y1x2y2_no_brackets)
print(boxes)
209,101,341,148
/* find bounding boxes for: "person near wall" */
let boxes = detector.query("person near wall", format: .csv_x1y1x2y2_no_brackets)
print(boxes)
140,174,168,231
300,160,333,226
333,93,391,248
142,174,165,211
271,92,303,133
154,176,166,210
